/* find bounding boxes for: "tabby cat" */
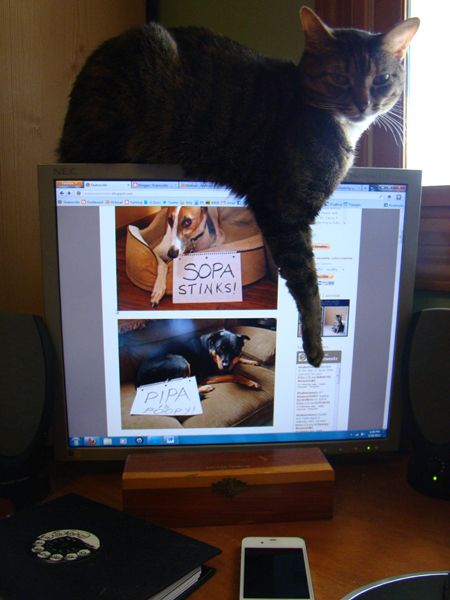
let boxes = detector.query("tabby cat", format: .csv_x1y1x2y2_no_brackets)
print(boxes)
58,7,419,367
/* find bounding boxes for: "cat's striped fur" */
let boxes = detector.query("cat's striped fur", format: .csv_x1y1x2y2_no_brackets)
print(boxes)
58,7,419,366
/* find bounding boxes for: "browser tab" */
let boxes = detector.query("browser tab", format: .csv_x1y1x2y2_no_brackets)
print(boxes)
179,181,217,189
131,181,179,189
337,183,368,192
56,180,84,188
85,181,131,189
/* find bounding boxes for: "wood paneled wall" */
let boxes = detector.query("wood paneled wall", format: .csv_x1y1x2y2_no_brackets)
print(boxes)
0,0,145,315
416,187,450,292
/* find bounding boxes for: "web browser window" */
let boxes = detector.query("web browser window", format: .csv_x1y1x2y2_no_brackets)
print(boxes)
53,178,406,449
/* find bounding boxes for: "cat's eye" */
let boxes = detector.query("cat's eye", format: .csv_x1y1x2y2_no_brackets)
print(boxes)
373,73,391,86
328,72,351,87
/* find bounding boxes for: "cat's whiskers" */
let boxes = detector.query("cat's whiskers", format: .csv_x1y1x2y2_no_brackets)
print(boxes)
375,109,404,147
376,119,402,147
386,104,403,115
383,106,404,123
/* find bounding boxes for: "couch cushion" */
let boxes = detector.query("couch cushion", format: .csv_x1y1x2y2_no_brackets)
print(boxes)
181,359,276,428
120,362,274,430
231,326,276,365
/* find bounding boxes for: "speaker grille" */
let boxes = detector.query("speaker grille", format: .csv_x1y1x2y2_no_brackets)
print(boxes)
408,308,450,445
0,314,49,458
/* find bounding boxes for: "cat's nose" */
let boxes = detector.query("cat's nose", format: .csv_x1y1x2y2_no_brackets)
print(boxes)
357,101,369,113
354,95,370,113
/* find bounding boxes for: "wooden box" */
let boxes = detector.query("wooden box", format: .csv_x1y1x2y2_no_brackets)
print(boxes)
122,447,334,526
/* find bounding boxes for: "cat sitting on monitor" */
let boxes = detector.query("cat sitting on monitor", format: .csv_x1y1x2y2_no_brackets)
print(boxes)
58,7,419,367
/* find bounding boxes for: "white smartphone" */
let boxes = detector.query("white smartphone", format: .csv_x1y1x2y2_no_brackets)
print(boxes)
239,537,315,600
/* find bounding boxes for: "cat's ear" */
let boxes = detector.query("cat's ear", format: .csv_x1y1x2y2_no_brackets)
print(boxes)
300,6,335,51
381,17,420,59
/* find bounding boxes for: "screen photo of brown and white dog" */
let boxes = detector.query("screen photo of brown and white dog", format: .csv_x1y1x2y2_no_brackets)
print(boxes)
115,205,278,311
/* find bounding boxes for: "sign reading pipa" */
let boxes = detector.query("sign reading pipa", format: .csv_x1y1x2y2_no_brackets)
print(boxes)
131,377,203,416
173,252,243,303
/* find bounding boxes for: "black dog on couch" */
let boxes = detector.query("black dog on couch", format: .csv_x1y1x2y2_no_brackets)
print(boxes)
135,328,261,395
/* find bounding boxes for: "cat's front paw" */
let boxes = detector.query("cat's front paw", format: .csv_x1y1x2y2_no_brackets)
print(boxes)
302,337,324,368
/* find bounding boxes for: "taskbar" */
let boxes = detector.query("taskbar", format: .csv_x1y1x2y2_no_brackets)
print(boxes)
69,429,387,448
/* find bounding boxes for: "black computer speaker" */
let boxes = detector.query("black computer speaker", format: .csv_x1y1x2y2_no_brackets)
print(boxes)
404,308,450,499
0,313,55,508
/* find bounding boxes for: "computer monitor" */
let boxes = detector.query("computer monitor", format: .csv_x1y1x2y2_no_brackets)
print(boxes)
38,164,422,460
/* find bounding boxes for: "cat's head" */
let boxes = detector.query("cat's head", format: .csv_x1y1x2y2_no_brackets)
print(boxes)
298,7,419,125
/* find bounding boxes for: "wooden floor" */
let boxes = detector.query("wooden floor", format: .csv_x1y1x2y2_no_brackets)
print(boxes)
116,231,278,312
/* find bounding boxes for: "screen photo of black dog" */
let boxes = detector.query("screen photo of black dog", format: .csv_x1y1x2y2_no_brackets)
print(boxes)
118,318,277,430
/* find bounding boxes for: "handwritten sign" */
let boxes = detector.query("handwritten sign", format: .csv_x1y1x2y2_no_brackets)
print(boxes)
173,252,243,303
130,377,203,416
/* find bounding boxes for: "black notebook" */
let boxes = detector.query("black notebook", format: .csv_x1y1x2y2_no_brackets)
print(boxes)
0,493,220,600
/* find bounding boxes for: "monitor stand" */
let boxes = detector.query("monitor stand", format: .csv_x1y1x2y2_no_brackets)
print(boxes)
122,446,334,526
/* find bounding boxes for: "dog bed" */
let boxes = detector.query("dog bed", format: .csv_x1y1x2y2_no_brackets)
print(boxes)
125,207,268,293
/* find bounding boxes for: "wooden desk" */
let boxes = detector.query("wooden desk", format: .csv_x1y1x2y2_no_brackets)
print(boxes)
19,454,450,600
